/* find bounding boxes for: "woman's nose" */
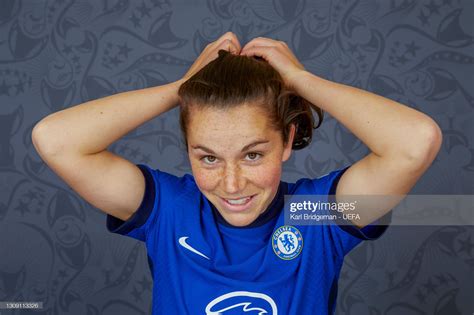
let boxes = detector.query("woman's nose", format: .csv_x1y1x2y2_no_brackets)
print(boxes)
223,165,245,194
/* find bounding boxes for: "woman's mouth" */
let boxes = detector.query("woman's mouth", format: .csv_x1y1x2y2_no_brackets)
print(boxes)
220,195,256,212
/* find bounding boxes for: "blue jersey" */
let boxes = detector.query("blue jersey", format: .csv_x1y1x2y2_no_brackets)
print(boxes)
106,164,392,314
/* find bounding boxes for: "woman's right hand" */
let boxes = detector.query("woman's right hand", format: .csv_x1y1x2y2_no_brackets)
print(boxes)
179,32,241,83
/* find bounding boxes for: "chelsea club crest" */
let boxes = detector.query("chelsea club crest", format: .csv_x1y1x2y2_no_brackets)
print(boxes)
272,225,303,260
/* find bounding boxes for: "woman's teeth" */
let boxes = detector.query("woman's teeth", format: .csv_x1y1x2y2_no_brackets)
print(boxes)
225,197,251,205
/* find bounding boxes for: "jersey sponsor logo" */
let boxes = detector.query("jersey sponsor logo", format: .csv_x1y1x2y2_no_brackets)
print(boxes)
178,236,210,260
205,291,278,314
272,225,303,260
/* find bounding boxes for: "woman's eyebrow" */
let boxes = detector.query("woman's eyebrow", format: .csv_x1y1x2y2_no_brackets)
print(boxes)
191,140,270,154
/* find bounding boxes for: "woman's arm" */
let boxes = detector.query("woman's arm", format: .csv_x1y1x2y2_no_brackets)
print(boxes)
31,81,183,221
32,80,182,156
292,72,442,163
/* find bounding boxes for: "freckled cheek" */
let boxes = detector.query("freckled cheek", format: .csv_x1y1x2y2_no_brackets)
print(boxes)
247,163,282,188
193,169,220,192
252,167,281,187
189,160,216,191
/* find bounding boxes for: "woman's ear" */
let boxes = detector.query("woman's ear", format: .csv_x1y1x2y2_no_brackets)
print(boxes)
282,124,296,162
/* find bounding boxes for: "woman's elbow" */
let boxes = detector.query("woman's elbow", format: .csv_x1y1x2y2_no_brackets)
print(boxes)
407,120,443,168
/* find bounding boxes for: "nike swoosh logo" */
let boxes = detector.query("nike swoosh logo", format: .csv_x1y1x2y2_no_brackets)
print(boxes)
178,236,210,260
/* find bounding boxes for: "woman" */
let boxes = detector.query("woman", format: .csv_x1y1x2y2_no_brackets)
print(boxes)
32,32,442,314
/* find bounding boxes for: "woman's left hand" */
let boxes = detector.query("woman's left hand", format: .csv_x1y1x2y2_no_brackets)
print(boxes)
240,37,306,91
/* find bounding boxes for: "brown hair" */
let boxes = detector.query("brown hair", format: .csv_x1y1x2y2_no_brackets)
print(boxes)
177,49,323,150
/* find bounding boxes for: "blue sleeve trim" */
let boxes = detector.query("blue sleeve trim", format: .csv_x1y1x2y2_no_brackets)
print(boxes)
328,165,392,240
106,163,156,236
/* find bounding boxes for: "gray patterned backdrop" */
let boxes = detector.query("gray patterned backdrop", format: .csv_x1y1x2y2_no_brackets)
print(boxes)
0,0,473,314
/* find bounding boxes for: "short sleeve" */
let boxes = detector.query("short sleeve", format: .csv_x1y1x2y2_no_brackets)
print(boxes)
105,163,192,242
316,165,392,257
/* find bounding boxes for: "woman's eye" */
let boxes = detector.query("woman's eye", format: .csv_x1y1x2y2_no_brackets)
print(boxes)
246,152,262,161
202,156,217,164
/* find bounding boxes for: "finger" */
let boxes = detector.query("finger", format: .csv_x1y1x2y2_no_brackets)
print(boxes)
241,45,292,63
218,32,241,52
217,39,239,54
241,43,274,55
241,42,289,56
239,46,273,61
242,37,282,51
242,37,272,48
229,33,242,52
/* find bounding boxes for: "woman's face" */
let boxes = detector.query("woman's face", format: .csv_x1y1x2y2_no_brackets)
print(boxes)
187,103,295,227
